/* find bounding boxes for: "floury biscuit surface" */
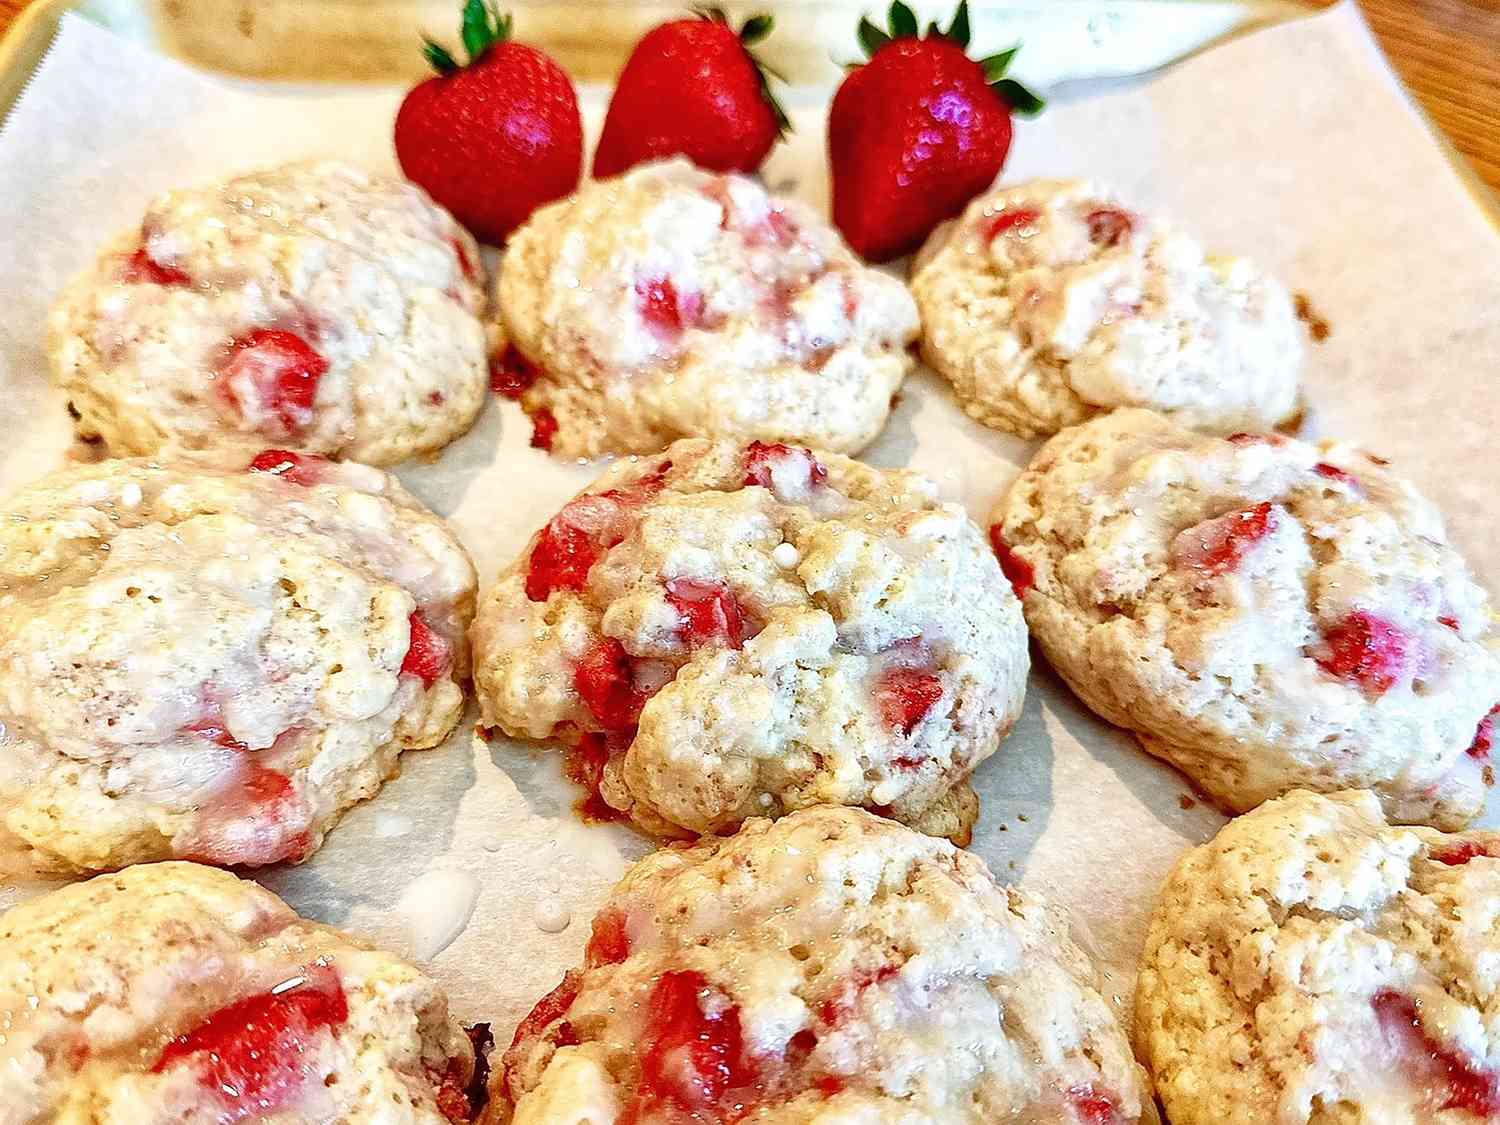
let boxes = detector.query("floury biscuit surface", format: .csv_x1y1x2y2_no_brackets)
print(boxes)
49,161,488,467
0,454,475,876
494,158,920,459
0,862,481,1123
1138,789,1500,1124
491,806,1153,1125
911,179,1303,439
470,438,1027,844
993,409,1500,828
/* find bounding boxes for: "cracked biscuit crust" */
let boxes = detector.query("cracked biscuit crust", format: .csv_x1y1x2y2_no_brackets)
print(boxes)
495,158,919,459
0,454,475,876
993,409,1500,829
491,806,1153,1125
48,161,488,467
0,862,477,1123
1138,789,1500,1124
911,179,1302,439
470,438,1027,843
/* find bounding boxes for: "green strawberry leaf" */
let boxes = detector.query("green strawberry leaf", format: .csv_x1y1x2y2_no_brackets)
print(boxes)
740,13,774,44
421,37,460,74
993,76,1045,116
858,16,891,57
460,0,511,65
944,1,971,48
980,45,1018,81
692,5,730,22
888,1,919,39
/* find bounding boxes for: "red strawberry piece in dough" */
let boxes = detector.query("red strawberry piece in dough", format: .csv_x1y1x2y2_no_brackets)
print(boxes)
1085,207,1134,248
1440,615,1462,631
490,344,543,399
428,1060,473,1123
983,206,1041,241
1316,611,1413,696
593,12,787,178
503,970,584,1103
181,765,313,867
665,577,747,649
1172,502,1278,577
401,612,451,687
525,492,634,602
185,700,248,751
1067,1083,1122,1124
585,907,632,967
152,966,347,1120
1226,431,1285,447
988,526,1035,598
1432,840,1494,866
124,244,191,287
451,237,479,284
248,449,327,486
636,276,703,338
565,732,629,823
743,441,829,495
575,638,651,731
217,329,329,436
1469,706,1500,760
529,408,559,451
394,3,581,244
876,667,944,737
632,970,753,1117
827,4,1043,262
1314,462,1363,491
1374,989,1500,1114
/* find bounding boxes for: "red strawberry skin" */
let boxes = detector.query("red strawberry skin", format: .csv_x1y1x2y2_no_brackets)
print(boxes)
829,37,1014,262
395,41,582,244
594,19,780,178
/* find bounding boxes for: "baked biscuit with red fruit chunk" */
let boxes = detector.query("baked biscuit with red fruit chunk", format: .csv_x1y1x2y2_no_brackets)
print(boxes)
911,179,1303,439
487,806,1153,1124
1139,789,1500,1125
494,158,919,459
0,862,486,1122
470,438,1026,844
0,455,475,876
995,409,1500,828
48,161,487,467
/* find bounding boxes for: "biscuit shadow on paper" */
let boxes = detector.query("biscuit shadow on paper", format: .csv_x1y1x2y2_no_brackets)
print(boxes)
256,712,480,924
964,672,1054,880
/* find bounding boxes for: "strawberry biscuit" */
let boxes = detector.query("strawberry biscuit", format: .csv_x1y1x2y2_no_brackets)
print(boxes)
0,453,475,876
911,179,1303,439
0,862,484,1122
470,438,1027,844
49,161,488,466
491,806,1153,1125
994,409,1500,828
493,158,919,459
1139,788,1500,1125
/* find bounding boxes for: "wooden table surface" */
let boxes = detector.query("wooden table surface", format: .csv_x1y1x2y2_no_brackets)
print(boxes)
2,0,1498,194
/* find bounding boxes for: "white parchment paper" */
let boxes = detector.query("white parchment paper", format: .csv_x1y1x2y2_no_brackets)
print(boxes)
2,4,1499,1035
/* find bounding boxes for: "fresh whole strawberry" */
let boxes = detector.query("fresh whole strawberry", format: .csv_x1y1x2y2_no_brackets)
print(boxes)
395,0,582,243
594,8,789,178
828,1,1043,262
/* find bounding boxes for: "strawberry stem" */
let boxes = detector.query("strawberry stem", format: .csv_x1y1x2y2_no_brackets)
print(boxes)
460,0,512,63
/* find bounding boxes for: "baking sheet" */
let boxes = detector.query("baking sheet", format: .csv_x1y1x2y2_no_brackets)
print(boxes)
3,3,1500,1037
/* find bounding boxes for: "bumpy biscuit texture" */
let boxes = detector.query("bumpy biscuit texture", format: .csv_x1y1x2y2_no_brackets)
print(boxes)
0,454,475,876
49,160,488,466
0,862,481,1123
995,408,1500,828
1138,788,1500,1124
491,806,1153,1125
911,179,1302,439
494,158,919,459
470,438,1027,844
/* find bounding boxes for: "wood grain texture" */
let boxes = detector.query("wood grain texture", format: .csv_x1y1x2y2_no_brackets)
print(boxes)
1,0,1498,192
